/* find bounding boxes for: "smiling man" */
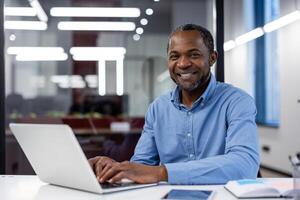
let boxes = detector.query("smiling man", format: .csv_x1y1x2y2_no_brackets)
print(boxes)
89,24,260,185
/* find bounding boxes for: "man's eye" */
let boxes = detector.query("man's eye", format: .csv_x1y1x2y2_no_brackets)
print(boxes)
169,55,178,60
190,53,200,58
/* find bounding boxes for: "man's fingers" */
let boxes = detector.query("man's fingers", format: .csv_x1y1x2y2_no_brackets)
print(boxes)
87,156,124,183
88,156,100,168
109,172,125,183
100,165,121,183
95,159,105,179
99,163,113,179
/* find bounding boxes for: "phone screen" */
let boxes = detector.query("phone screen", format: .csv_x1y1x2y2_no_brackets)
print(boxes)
162,189,214,200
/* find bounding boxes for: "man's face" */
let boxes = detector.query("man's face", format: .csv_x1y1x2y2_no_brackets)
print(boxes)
167,30,217,92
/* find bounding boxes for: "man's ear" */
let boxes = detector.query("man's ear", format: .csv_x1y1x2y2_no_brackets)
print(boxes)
209,51,218,66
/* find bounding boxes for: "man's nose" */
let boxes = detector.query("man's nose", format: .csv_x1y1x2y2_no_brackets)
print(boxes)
178,56,192,68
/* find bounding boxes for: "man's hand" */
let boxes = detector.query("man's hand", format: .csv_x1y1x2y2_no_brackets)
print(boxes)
88,156,118,182
88,156,168,184
101,161,168,184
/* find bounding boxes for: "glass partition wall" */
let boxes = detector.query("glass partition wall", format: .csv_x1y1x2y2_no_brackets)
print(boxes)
3,0,215,174
224,0,300,173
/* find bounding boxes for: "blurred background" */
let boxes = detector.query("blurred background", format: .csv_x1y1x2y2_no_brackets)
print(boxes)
1,0,299,177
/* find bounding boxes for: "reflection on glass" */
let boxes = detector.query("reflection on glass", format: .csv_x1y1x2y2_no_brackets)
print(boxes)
4,0,214,175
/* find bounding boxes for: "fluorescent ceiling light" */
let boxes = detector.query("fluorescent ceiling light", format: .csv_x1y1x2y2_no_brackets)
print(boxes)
140,18,148,26
224,10,300,52
51,75,86,89
52,75,97,88
146,8,153,16
7,47,67,61
85,75,98,88
98,60,106,96
16,53,68,61
9,34,16,41
58,82,85,89
28,0,48,22
116,58,124,96
58,21,135,31
235,28,264,45
70,47,125,95
50,7,140,18
4,21,47,30
263,11,300,33
157,70,169,82
51,75,69,83
4,7,36,16
133,34,140,41
136,27,144,34
70,47,126,55
7,47,64,55
70,47,126,60
223,40,236,51
73,54,124,61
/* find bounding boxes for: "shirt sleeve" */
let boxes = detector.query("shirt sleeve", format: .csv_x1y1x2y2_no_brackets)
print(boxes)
164,94,260,185
130,104,160,166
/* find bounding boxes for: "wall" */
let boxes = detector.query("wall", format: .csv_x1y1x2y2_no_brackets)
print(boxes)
224,0,255,97
259,17,300,174
125,33,170,116
224,0,300,173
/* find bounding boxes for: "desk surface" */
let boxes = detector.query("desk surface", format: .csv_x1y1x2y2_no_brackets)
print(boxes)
0,175,291,200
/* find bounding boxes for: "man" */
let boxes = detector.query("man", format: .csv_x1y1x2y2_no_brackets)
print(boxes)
89,24,260,185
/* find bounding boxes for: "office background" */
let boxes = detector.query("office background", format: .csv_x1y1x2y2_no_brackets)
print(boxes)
0,0,299,176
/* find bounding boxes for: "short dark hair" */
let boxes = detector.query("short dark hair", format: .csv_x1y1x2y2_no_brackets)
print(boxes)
168,24,215,53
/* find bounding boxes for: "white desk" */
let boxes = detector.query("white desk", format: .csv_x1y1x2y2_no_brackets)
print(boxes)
0,175,291,200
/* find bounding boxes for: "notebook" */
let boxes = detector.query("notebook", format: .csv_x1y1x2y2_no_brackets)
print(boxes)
9,123,156,194
225,178,295,198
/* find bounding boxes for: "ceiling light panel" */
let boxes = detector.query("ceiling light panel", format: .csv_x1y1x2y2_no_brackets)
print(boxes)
235,28,264,45
146,8,154,16
57,21,135,31
223,40,236,51
263,11,300,33
50,7,140,18
70,47,126,60
7,47,64,55
4,7,37,16
4,21,47,30
28,0,48,22
7,47,67,61
70,47,126,55
16,53,68,61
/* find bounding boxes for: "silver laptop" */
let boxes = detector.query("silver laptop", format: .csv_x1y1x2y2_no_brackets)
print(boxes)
9,123,155,194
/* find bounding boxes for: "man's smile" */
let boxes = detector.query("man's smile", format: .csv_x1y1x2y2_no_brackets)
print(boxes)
176,71,197,80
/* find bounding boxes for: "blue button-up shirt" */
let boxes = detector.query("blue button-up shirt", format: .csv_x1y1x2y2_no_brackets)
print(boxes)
131,74,260,185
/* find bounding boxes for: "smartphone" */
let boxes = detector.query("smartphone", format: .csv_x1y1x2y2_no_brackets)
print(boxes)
162,189,215,200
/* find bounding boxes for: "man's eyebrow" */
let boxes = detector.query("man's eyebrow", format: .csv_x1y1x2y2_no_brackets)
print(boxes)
187,48,201,52
168,48,202,55
168,50,178,54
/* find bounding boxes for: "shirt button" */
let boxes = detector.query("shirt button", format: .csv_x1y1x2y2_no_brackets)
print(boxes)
187,133,191,137
201,102,205,106
189,154,194,158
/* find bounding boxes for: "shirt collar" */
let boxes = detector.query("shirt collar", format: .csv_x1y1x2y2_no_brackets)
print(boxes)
170,73,217,107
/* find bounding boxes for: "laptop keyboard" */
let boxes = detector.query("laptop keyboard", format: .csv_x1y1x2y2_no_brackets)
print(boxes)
100,181,136,189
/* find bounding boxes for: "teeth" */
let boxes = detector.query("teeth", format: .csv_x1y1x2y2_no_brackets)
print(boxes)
180,73,193,78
